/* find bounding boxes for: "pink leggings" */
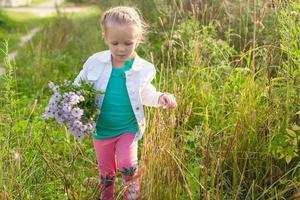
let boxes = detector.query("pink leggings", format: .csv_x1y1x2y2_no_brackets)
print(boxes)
93,132,140,200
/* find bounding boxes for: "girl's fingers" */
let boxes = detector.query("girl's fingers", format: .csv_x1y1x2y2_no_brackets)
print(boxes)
161,93,177,109
166,95,177,109
162,96,168,105
159,95,167,106
169,95,177,108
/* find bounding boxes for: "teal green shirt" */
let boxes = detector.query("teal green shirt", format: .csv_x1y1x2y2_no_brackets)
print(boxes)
92,60,138,139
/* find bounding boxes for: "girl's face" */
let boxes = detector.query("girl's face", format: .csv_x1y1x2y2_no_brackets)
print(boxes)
104,22,140,67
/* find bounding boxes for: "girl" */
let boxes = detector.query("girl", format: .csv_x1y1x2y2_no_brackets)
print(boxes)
74,6,177,200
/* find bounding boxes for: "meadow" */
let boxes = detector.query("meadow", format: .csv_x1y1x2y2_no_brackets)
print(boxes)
0,0,299,199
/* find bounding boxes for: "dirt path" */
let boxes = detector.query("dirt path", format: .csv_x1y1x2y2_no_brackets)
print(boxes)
0,28,42,75
37,0,64,8
3,0,88,17
0,0,89,75
4,5,89,17
7,27,41,61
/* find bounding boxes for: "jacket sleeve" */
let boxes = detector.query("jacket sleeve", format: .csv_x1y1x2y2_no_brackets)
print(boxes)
140,65,164,107
73,58,91,86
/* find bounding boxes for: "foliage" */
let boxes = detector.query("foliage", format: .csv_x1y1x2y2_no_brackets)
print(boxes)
0,12,15,31
268,0,300,165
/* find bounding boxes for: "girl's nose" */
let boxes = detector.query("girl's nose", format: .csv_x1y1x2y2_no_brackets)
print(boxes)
118,45,126,51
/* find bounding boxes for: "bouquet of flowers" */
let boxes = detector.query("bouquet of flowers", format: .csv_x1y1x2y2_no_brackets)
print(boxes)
43,80,102,140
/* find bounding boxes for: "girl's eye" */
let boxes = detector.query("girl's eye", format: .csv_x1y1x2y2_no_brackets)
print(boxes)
112,43,118,46
125,43,133,46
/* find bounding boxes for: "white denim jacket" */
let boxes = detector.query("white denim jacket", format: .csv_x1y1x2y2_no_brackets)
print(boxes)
74,50,163,141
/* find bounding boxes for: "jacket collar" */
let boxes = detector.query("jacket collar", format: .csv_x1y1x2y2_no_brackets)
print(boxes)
97,50,143,71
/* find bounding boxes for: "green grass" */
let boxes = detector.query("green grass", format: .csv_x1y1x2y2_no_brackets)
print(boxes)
0,12,105,199
0,0,299,199
0,7,100,63
0,11,54,63
30,0,49,6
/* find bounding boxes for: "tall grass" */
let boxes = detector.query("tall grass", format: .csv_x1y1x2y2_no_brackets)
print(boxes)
138,0,300,199
0,14,104,199
0,41,17,199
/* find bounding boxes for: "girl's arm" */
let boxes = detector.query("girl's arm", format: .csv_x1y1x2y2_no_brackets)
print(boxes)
141,83,164,107
73,58,92,86
140,65,177,109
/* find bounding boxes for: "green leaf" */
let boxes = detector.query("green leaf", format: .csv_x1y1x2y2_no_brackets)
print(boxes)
285,155,292,164
292,124,300,131
287,129,296,138
291,138,297,146
278,153,285,159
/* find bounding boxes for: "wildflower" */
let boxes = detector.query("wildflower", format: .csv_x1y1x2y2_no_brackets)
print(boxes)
43,79,100,140
73,120,83,128
13,151,20,160
48,81,55,89
79,95,85,101
64,80,71,85
80,125,87,132
71,107,83,118
290,10,297,16
172,31,181,40
86,123,93,131
62,105,72,113
42,107,53,119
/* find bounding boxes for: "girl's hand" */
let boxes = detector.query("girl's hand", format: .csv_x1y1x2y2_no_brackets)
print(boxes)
158,93,177,109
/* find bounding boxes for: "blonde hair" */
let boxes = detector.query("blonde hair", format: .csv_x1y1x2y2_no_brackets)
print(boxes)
100,6,148,42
